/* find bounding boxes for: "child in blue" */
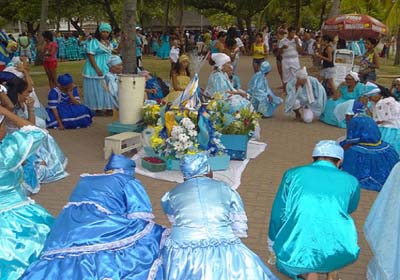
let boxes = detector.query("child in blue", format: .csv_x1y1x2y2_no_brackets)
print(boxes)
46,73,93,129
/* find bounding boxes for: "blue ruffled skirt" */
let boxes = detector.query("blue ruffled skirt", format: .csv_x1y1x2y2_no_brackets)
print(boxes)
251,95,282,117
162,237,278,280
83,77,114,110
380,127,400,155
46,104,93,129
21,203,167,280
342,142,399,191
0,201,54,280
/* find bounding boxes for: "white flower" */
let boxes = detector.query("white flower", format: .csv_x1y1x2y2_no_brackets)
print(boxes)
179,134,189,143
174,142,184,151
188,130,197,137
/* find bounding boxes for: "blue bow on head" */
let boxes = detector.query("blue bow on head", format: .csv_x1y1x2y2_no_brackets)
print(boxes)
104,154,136,176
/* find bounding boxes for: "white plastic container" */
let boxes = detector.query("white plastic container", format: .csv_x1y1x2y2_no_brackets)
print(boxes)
118,74,145,124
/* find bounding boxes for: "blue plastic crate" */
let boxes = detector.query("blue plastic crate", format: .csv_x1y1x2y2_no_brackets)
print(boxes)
108,122,145,135
220,134,249,160
167,154,230,171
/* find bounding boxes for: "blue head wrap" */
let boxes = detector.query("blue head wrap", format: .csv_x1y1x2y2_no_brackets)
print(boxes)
99,23,112,33
57,73,73,86
312,140,344,160
352,101,365,114
104,154,136,176
363,82,381,97
107,55,122,67
260,61,272,74
180,153,210,180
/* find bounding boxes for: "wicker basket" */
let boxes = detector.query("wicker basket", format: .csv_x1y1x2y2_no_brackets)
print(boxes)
141,157,167,172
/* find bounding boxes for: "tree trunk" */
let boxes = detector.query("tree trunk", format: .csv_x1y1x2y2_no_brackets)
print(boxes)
122,0,137,74
237,17,244,34
245,17,254,43
294,0,301,31
163,0,170,34
69,18,85,36
319,0,328,28
394,26,400,65
36,0,49,65
178,0,184,29
103,0,120,30
328,0,341,18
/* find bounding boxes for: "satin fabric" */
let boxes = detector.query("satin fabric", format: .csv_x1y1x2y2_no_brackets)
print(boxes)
163,75,191,104
364,162,400,279
0,126,54,280
320,82,365,128
269,160,360,278
340,116,399,191
22,172,167,280
248,68,282,117
285,76,327,117
205,70,252,113
161,177,277,280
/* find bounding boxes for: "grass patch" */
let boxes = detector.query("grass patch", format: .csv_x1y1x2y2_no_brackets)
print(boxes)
29,56,170,88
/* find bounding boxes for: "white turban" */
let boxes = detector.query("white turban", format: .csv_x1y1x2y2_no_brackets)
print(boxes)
348,71,360,82
295,67,308,79
211,53,231,70
312,140,344,160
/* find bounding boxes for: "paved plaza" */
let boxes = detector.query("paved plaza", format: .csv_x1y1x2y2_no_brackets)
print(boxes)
34,55,376,279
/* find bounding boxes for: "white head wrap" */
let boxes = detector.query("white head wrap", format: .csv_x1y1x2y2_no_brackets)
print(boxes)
312,140,344,160
295,67,308,79
296,67,315,104
347,71,360,82
211,53,231,70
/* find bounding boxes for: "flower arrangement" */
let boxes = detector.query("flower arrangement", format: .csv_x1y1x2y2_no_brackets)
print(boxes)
207,98,261,135
143,102,161,126
165,117,199,159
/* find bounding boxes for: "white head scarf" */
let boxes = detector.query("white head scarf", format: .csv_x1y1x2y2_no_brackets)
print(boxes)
211,53,231,70
296,67,315,104
348,71,360,82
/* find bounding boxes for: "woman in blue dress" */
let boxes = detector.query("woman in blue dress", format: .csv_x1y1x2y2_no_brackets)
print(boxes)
364,162,400,280
46,73,93,129
204,53,252,113
248,61,282,118
55,33,66,61
340,115,399,191
4,76,69,191
0,106,54,280
161,153,278,280
320,71,365,128
83,22,114,113
22,154,167,280
156,32,171,59
363,86,400,155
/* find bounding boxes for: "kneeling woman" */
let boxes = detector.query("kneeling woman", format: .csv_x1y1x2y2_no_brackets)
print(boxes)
340,115,399,191
161,153,277,280
46,73,93,129
22,154,168,280
247,61,282,118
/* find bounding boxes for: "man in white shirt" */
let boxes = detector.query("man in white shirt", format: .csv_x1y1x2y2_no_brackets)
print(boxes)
279,26,303,91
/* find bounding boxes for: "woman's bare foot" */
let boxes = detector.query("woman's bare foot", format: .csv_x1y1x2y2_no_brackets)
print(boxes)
327,271,340,280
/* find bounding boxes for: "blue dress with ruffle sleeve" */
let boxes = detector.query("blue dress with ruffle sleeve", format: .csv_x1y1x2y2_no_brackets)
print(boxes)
161,176,277,280
21,171,168,279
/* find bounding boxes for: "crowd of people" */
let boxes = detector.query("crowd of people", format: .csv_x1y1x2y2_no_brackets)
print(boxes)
0,20,400,280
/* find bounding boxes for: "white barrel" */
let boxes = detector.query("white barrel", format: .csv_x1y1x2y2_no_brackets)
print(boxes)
118,74,145,124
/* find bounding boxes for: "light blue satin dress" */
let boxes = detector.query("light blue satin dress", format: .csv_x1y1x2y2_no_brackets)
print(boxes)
248,67,282,117
161,177,277,280
0,126,54,280
284,76,327,117
269,160,360,278
9,108,69,192
205,70,253,113
22,171,167,280
364,162,400,279
320,82,365,128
